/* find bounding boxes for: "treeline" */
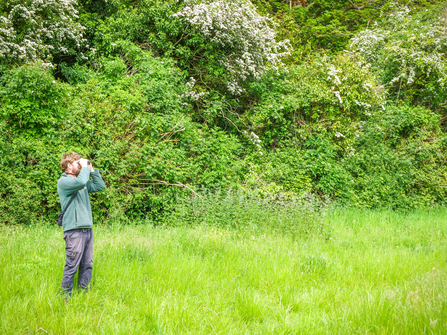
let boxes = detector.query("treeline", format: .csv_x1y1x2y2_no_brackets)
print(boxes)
0,0,446,224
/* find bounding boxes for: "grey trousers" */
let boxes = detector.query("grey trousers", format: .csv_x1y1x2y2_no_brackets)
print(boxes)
61,228,93,294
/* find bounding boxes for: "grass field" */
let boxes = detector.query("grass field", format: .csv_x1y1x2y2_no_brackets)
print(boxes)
1,207,447,334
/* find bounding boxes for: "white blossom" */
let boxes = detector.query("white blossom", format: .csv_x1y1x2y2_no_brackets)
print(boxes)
173,0,291,94
0,0,86,63
350,4,447,94
243,130,263,155
333,90,343,104
327,65,341,85
179,77,206,100
355,101,372,108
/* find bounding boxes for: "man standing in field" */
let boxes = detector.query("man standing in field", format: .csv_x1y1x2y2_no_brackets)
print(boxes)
58,152,106,298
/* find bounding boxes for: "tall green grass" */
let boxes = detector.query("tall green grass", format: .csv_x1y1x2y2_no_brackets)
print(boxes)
1,206,447,334
164,190,329,239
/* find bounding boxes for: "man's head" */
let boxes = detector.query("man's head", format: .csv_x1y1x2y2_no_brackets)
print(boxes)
61,152,81,174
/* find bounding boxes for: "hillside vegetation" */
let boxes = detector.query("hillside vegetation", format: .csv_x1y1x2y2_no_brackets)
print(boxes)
0,0,446,224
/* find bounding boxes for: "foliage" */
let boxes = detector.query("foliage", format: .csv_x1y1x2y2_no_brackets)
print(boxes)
259,0,437,60
0,0,85,64
242,103,447,208
241,55,447,206
246,53,384,149
341,104,447,209
173,0,291,94
350,4,447,115
0,62,70,136
90,0,292,97
0,50,245,224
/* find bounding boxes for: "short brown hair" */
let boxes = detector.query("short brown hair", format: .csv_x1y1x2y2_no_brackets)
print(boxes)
61,152,81,172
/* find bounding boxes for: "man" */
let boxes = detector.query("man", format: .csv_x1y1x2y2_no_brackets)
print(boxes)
57,152,106,298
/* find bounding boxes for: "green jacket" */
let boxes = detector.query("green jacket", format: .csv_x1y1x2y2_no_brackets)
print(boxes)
57,167,106,232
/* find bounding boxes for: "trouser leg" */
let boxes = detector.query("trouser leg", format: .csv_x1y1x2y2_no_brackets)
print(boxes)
61,230,85,294
78,229,93,289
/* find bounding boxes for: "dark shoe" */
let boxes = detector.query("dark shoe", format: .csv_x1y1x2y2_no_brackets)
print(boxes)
59,288,71,301
80,286,89,294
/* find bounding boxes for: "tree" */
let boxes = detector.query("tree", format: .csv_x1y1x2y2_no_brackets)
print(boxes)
350,4,447,115
173,0,292,94
0,0,85,64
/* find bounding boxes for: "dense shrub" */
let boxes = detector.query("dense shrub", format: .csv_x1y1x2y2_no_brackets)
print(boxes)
257,0,437,62
341,104,447,209
0,63,70,136
247,103,447,209
246,53,384,149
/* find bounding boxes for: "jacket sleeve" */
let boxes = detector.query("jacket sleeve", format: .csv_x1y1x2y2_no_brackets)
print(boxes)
58,168,91,196
87,170,106,193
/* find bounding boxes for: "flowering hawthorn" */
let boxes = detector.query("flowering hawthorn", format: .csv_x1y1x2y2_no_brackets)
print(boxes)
173,0,291,94
349,5,447,109
0,0,85,64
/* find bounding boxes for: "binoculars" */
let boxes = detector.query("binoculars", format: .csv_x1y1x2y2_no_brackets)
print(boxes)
77,160,91,167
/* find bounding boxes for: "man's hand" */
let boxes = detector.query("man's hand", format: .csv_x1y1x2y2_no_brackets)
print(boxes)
87,160,94,172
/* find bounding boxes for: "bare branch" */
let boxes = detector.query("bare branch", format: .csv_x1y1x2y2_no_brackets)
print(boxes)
158,121,185,142
342,0,366,13
136,179,201,197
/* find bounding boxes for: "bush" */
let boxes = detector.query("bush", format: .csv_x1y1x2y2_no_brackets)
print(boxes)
0,0,85,64
341,104,447,209
1,1,446,226
0,63,70,136
350,5,447,113
246,53,384,149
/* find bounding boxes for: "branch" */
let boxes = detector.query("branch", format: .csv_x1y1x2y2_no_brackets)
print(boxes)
158,121,185,142
315,32,355,38
413,182,447,189
221,111,243,132
173,24,192,48
342,0,366,12
136,179,201,197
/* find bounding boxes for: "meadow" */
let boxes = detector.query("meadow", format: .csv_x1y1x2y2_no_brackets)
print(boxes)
1,207,447,334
